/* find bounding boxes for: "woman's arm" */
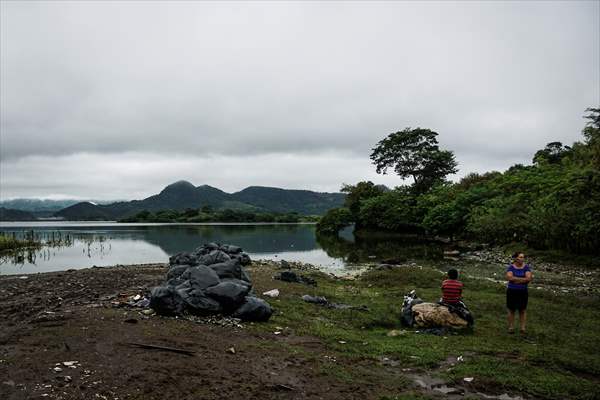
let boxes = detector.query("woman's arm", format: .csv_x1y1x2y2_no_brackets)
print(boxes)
506,271,530,284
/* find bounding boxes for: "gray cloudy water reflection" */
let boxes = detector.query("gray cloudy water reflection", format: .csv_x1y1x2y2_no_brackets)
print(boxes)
0,222,343,275
0,222,446,276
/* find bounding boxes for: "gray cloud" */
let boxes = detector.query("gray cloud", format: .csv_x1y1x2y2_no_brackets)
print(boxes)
1,1,598,199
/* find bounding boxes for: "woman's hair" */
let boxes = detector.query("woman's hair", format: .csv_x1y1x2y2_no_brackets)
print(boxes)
512,251,524,259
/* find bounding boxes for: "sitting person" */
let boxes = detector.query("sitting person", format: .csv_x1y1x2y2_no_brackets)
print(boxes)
441,268,463,304
439,269,473,326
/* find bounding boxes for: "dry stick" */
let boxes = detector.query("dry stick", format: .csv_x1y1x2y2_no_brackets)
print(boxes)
126,342,196,356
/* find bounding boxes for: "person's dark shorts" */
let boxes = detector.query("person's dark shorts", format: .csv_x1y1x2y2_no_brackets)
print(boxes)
506,288,528,311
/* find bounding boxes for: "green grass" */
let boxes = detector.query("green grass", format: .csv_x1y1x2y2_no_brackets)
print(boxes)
248,263,600,400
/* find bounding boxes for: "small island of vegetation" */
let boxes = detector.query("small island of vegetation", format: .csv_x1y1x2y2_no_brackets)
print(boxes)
119,207,320,223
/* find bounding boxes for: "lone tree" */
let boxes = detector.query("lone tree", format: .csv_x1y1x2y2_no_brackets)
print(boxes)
370,128,458,193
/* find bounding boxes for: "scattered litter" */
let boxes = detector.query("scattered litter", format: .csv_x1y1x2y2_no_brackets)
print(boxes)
301,294,369,311
274,271,316,286
226,347,236,354
62,361,79,368
457,355,464,362
387,329,407,337
274,331,281,335
463,377,474,382
133,294,141,301
52,367,63,372
338,340,346,344
262,289,280,298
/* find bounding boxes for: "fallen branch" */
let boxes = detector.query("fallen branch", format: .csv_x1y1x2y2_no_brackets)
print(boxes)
125,342,196,356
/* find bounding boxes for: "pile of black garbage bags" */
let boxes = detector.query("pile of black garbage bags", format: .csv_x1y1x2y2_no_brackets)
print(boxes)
150,243,273,322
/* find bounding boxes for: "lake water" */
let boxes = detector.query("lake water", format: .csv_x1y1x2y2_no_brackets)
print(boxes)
0,222,447,275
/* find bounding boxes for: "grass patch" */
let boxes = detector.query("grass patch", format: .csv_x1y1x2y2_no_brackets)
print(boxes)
248,263,600,400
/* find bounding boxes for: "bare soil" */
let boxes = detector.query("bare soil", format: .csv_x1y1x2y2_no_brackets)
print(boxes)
0,264,407,400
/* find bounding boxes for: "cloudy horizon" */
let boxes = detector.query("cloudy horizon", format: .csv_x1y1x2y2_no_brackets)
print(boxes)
1,1,599,201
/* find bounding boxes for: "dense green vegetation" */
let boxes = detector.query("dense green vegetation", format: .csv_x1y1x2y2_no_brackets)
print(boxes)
250,262,600,400
119,207,319,223
318,108,600,255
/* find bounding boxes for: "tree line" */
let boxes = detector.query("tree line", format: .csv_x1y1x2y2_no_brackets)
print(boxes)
120,206,317,223
317,108,600,255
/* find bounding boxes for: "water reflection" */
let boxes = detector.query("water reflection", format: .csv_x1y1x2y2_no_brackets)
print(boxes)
316,231,445,264
0,223,447,275
0,223,333,275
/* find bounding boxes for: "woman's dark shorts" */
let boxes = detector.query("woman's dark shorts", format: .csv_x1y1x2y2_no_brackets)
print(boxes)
506,288,528,311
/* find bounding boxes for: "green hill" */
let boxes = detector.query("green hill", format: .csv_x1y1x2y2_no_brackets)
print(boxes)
51,182,345,220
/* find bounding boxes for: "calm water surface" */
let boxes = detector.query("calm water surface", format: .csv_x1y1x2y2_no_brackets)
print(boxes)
0,222,446,275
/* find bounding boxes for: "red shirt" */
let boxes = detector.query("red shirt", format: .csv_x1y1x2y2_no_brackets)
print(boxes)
442,279,463,303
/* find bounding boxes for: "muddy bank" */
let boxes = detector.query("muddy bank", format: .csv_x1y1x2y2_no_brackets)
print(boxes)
0,263,406,400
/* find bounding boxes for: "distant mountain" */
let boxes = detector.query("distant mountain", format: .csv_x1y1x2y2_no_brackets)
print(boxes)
0,207,37,221
0,198,111,212
54,202,114,221
50,181,346,220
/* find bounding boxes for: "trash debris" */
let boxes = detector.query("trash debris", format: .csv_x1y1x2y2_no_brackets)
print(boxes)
262,289,280,298
62,361,79,368
463,377,474,382
386,330,407,337
274,271,317,286
301,294,369,311
150,243,273,322
226,347,236,354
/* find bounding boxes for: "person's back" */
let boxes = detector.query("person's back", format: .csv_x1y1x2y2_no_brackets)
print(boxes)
441,269,463,304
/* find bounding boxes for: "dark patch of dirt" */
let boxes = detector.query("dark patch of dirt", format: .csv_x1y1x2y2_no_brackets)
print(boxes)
0,264,406,400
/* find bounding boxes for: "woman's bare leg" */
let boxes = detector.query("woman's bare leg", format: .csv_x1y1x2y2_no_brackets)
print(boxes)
507,309,515,332
519,309,527,333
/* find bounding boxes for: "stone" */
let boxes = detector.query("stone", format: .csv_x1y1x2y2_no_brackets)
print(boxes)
411,303,469,328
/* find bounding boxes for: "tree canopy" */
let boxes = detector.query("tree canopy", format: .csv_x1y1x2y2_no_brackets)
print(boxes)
370,128,458,193
317,108,600,255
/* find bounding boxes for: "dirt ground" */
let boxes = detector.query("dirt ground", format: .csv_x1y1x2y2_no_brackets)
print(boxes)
0,264,408,400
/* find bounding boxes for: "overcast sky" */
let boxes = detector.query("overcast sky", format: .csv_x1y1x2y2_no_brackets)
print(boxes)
1,1,598,200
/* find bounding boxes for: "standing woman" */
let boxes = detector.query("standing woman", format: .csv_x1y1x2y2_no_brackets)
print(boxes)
506,252,533,334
